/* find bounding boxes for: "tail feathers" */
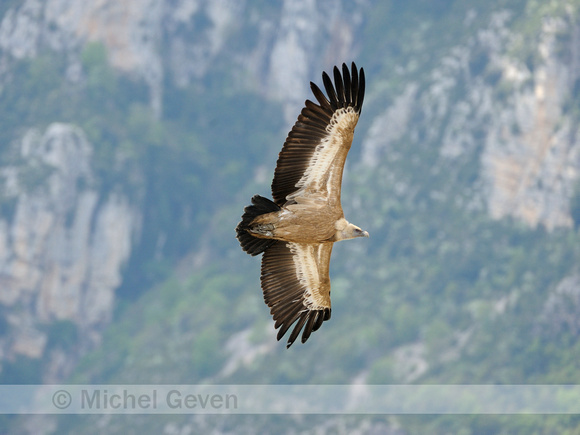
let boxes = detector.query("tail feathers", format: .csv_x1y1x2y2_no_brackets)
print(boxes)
236,195,280,256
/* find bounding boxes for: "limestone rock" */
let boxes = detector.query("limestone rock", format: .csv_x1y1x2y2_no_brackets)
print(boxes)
0,123,140,372
360,11,580,230
481,17,580,230
0,0,367,120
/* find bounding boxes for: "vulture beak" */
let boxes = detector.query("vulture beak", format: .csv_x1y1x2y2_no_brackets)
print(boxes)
356,228,369,238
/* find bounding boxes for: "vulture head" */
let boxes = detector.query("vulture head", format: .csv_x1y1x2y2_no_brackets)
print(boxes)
335,219,369,241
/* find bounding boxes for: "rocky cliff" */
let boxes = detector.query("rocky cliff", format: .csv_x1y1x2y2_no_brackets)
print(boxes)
0,0,368,120
0,123,140,381
360,9,580,230
480,14,580,230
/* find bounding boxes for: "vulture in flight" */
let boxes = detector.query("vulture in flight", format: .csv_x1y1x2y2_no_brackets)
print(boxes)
236,62,368,348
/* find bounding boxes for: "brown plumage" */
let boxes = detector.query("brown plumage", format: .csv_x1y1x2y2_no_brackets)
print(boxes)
236,62,368,348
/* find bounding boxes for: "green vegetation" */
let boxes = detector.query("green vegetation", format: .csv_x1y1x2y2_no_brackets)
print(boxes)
46,320,79,352
0,311,8,336
571,180,580,228
0,355,42,384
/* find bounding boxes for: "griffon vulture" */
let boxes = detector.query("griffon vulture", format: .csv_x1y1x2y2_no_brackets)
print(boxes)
236,62,368,348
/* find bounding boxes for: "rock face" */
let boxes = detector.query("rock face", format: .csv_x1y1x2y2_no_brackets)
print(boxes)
267,0,366,121
0,124,140,378
0,0,367,120
360,11,580,230
0,0,165,112
480,16,580,230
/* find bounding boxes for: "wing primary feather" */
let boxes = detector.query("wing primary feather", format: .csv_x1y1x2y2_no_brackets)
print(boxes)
357,66,365,112
286,312,309,348
333,66,345,107
342,63,352,106
324,307,331,320
310,82,332,110
276,310,304,341
301,311,319,343
312,310,325,331
351,62,359,108
322,71,338,110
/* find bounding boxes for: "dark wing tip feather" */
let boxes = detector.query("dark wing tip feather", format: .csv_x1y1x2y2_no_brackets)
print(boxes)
357,64,365,113
350,63,358,106
312,310,325,331
276,310,301,342
323,307,331,320
321,62,365,114
275,306,324,348
342,63,352,105
310,83,332,111
282,309,328,348
322,71,338,111
301,311,320,343
333,66,345,106
286,312,309,348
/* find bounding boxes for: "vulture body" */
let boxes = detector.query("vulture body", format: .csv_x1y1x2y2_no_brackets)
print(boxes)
236,62,367,348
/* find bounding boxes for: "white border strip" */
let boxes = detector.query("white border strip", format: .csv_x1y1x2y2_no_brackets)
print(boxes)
2,385,580,414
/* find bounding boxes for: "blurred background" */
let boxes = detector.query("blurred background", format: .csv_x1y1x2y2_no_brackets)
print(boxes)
1,0,580,433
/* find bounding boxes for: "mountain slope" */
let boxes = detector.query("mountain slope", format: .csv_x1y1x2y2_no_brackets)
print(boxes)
1,0,580,434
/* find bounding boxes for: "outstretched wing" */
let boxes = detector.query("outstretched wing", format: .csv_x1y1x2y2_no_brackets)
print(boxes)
271,62,365,207
261,241,333,348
